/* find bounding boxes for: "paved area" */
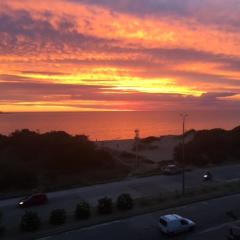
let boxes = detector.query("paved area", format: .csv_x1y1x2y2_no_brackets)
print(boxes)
39,193,240,240
1,164,240,230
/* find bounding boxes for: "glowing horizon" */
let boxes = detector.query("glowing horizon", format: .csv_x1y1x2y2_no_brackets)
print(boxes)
0,0,240,111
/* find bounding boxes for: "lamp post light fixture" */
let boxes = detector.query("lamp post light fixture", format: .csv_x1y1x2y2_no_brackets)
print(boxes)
180,113,188,195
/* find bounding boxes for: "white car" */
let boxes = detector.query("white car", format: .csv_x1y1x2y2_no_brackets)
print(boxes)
158,214,195,235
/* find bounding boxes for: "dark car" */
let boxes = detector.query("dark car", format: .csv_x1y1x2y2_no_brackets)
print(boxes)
162,165,182,175
18,193,48,208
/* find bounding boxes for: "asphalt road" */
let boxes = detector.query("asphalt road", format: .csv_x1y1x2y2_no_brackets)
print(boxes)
39,193,240,240
1,163,240,230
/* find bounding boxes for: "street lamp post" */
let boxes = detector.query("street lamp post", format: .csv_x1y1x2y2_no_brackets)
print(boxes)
134,129,140,169
180,113,188,195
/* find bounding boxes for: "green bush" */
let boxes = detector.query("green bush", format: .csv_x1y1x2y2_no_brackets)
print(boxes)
49,209,66,225
116,193,133,211
75,201,91,220
98,197,113,214
20,211,41,232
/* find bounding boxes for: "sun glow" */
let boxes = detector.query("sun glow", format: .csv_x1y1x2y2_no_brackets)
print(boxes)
0,0,240,111
18,69,203,97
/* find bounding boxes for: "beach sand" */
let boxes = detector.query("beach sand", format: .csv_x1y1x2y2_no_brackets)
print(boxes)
98,133,194,164
96,133,194,176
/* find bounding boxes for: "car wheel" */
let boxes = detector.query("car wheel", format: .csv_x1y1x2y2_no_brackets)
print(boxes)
166,232,175,238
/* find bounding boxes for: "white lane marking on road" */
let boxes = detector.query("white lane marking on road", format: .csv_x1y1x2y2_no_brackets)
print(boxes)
37,220,122,239
225,178,240,182
196,219,240,236
81,220,122,231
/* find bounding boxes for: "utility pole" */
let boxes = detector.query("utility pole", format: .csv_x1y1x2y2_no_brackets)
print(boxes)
180,113,188,195
134,129,140,169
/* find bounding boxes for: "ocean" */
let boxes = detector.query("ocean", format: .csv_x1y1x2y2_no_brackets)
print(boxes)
0,111,239,140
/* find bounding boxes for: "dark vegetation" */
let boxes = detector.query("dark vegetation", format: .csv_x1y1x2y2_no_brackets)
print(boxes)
141,136,159,144
20,211,41,232
97,197,113,214
0,129,129,193
1,194,133,236
49,209,66,225
75,201,91,220
1,126,239,193
116,193,133,211
120,151,136,159
174,127,240,166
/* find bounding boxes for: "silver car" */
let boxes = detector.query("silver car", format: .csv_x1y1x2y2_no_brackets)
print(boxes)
159,214,196,235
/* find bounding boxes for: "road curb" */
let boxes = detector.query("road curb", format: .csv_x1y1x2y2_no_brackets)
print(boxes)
13,189,240,240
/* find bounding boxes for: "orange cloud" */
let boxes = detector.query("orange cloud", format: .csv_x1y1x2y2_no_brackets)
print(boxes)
0,0,240,111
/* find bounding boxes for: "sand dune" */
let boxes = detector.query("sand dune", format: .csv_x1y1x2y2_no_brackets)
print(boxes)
98,133,194,163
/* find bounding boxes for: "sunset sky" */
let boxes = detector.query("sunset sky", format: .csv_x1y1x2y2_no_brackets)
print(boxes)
1,0,240,111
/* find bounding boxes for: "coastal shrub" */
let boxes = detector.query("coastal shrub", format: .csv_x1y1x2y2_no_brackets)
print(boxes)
141,136,159,144
174,128,240,166
148,145,158,150
120,151,135,159
75,201,91,220
0,164,38,191
98,197,113,214
0,129,119,192
49,209,66,225
132,143,146,151
20,211,41,232
116,193,133,211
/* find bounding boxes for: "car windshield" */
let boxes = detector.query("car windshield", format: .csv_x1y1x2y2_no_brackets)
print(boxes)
180,219,189,225
159,218,168,226
21,196,29,201
22,195,35,201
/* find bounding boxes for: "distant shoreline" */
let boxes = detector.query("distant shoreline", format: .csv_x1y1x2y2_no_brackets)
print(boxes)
0,112,10,114
0,111,239,141
0,109,236,114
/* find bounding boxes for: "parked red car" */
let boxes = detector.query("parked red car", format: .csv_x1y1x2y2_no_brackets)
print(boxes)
17,193,48,208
